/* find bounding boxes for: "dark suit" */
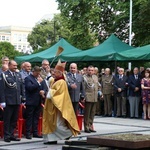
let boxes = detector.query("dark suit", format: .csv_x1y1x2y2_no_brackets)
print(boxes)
66,72,85,114
0,70,25,139
24,74,44,136
114,75,128,117
128,74,141,118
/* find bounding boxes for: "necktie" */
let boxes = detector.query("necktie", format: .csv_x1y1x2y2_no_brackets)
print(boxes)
13,72,16,81
73,74,76,80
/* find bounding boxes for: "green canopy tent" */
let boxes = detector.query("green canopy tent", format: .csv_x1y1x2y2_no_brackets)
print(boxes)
60,34,134,62
116,44,150,61
15,38,81,63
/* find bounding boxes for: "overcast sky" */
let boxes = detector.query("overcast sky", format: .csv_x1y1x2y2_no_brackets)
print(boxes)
0,0,60,27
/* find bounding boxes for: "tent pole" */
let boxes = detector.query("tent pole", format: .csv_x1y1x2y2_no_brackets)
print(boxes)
115,61,117,74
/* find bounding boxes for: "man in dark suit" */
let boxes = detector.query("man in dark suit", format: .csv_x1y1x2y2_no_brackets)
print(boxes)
128,67,141,118
24,66,45,139
114,68,128,118
0,60,25,142
66,63,85,115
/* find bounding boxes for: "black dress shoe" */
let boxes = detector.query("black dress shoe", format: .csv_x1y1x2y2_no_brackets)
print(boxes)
89,129,96,132
4,138,11,142
44,141,57,144
26,135,32,139
103,114,108,117
10,137,21,141
33,134,43,138
84,130,91,133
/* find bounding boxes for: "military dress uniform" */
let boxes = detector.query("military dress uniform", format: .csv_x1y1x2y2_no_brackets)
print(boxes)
0,70,25,141
101,75,114,116
83,74,99,132
66,72,85,114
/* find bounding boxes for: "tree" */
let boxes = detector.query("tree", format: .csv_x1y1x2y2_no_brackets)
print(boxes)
28,20,55,50
28,14,71,52
0,42,22,64
57,0,101,50
56,0,150,47
132,0,150,46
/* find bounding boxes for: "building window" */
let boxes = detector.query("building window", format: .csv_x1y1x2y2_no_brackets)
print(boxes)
6,36,10,41
18,45,22,50
22,34,27,42
18,34,22,42
23,45,26,49
2,36,5,41
13,34,17,42
14,45,17,50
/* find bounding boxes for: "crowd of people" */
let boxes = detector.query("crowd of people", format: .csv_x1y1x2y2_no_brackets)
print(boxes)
0,56,149,144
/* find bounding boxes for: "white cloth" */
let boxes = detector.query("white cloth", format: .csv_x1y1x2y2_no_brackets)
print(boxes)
43,110,72,142
135,75,138,79
0,102,6,108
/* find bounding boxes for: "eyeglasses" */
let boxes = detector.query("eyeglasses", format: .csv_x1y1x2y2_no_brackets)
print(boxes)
119,70,123,72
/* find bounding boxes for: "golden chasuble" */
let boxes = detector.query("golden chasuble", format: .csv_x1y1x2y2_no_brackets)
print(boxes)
42,79,79,136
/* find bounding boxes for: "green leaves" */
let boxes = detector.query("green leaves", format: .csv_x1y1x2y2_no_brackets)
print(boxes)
0,42,21,62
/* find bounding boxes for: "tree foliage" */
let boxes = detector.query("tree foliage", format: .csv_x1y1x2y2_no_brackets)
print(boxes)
57,0,101,49
28,14,71,52
56,0,150,47
132,0,150,46
0,42,21,61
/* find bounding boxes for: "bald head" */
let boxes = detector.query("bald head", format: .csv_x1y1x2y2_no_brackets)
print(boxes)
105,68,111,75
24,62,31,73
70,63,77,74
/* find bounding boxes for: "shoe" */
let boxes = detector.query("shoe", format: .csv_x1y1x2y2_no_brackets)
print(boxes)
26,135,32,139
108,114,112,117
33,134,43,138
10,137,21,141
65,135,72,140
84,130,91,133
44,141,57,144
89,129,96,132
116,115,121,118
103,114,108,117
122,115,126,118
4,138,11,142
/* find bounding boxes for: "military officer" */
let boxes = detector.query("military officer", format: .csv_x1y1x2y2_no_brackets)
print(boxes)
66,63,85,115
0,60,25,142
101,68,114,117
83,65,99,133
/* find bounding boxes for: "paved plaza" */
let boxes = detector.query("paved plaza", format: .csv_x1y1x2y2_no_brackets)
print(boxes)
0,116,150,149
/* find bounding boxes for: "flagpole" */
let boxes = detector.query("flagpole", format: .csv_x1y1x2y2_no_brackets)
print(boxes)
128,0,132,70
129,0,132,46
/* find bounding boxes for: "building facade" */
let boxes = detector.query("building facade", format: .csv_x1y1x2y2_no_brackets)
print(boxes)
0,26,33,54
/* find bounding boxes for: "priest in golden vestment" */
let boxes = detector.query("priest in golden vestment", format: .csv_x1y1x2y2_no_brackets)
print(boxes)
42,60,80,144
